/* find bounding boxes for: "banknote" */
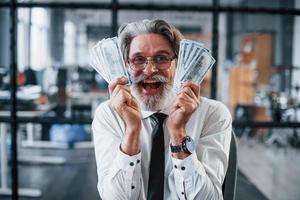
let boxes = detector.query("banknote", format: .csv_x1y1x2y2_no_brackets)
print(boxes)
173,39,215,93
90,37,213,92
89,37,131,85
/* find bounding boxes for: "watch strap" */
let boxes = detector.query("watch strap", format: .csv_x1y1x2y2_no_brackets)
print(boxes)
170,136,194,153
170,144,184,153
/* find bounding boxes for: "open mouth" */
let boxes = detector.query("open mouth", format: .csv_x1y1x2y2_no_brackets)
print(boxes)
139,80,163,94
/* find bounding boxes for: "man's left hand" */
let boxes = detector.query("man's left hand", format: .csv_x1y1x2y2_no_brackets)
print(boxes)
167,81,200,145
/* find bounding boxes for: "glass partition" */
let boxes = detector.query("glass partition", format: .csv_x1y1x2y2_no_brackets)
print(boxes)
119,0,212,5
1,1,300,200
220,0,295,9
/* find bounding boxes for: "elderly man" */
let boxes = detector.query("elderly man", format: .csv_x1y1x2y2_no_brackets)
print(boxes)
92,19,232,200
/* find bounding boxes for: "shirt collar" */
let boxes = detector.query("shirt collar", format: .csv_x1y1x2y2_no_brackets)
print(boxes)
141,106,170,119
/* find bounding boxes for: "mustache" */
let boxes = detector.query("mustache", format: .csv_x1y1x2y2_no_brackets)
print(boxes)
133,74,170,83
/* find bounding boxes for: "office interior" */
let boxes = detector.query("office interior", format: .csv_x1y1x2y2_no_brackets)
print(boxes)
0,0,300,199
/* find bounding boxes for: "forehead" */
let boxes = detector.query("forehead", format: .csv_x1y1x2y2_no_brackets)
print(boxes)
129,33,173,56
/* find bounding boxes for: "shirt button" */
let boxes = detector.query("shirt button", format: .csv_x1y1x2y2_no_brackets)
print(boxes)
130,162,134,166
131,185,135,189
174,165,177,168
137,159,140,164
181,166,185,171
181,192,185,195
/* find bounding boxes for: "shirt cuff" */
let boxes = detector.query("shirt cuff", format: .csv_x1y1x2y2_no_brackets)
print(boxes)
115,147,142,173
171,153,206,179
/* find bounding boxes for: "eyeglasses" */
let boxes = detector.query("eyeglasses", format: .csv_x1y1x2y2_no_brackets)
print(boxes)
127,55,176,71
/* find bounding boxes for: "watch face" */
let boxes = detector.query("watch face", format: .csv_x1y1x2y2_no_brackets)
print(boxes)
185,137,195,153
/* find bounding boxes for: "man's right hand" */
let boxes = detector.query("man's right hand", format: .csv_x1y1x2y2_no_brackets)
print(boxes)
108,77,142,155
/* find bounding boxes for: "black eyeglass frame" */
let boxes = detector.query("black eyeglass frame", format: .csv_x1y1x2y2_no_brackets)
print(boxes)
127,55,177,71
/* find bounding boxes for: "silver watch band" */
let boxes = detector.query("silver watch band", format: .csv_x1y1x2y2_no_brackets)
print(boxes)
170,144,184,153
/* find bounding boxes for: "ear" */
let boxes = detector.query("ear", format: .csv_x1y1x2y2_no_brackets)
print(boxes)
171,59,177,72
125,60,130,69
169,62,176,80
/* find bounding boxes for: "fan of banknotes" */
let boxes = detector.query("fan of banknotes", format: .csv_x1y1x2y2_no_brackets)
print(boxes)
89,37,214,93
173,39,215,93
89,37,132,84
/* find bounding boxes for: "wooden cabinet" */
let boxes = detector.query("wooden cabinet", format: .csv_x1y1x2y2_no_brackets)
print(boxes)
229,33,273,111
229,65,257,110
240,33,273,85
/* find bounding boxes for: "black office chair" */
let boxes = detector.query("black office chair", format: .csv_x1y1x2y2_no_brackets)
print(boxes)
222,131,238,200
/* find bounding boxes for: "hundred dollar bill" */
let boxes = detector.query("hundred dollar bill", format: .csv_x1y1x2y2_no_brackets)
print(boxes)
100,37,131,83
173,39,215,93
175,39,203,85
89,37,132,85
174,40,189,86
90,41,110,83
181,50,215,83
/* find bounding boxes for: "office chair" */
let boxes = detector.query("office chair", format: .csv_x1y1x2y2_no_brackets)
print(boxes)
222,131,238,200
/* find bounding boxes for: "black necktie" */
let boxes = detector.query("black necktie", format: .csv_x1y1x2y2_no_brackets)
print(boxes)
147,113,167,200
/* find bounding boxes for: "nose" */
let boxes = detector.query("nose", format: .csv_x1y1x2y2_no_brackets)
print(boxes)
143,61,158,76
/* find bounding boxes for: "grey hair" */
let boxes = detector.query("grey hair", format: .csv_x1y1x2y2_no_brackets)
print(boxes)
118,19,184,61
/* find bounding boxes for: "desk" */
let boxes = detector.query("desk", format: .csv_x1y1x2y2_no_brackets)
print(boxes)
67,91,108,148
232,121,300,128
68,90,109,118
0,109,69,152
0,110,65,198
19,91,108,149
233,120,300,148
0,91,107,197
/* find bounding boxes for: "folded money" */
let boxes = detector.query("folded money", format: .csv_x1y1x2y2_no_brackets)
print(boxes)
173,39,215,93
89,37,131,85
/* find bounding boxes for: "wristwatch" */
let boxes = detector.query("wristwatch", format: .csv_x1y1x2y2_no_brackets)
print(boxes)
170,136,195,154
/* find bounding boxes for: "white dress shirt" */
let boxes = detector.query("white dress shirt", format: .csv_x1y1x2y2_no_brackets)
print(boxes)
92,96,232,200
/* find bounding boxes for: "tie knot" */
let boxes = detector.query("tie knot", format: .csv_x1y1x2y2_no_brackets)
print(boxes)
151,113,167,124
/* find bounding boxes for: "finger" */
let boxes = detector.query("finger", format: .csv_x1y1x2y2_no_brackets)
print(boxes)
177,92,194,104
179,101,198,113
120,106,141,121
174,97,191,108
130,96,140,110
116,89,132,105
111,84,131,98
108,77,128,96
177,89,200,107
109,87,130,111
173,97,198,113
183,87,201,106
182,81,201,98
180,87,197,101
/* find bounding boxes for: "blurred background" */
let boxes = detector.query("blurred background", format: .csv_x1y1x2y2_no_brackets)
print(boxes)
0,0,300,199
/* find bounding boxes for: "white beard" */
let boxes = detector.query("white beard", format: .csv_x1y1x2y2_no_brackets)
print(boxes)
130,75,174,111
